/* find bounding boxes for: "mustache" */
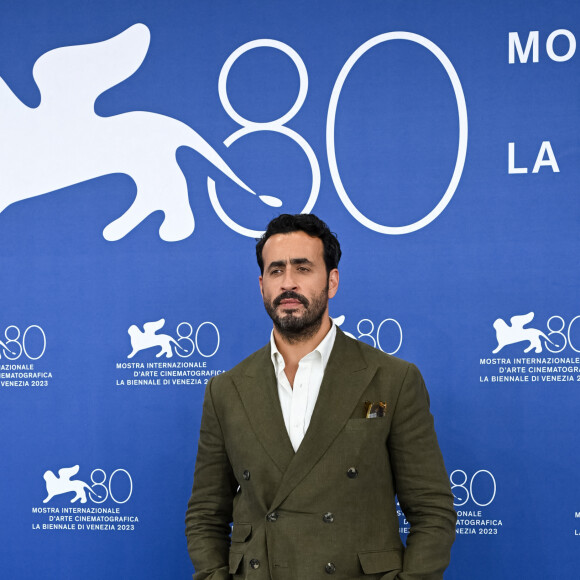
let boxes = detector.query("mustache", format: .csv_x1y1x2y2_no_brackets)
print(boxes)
273,291,309,308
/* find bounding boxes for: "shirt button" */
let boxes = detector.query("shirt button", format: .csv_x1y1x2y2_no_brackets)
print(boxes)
266,511,279,522
322,512,334,524
242,470,251,481
347,467,358,479
325,562,336,574
249,559,260,570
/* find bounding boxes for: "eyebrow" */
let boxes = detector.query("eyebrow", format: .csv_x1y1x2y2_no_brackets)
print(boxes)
266,258,314,270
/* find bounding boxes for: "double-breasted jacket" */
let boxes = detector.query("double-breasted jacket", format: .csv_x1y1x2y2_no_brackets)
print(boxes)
185,329,456,579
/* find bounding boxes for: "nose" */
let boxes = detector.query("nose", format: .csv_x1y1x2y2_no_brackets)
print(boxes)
280,270,297,291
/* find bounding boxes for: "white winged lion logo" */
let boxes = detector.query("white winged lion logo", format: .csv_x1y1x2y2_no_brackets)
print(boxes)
127,318,184,358
43,465,102,504
0,23,279,241
492,312,557,354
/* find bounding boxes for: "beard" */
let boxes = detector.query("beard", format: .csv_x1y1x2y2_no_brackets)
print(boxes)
263,286,329,343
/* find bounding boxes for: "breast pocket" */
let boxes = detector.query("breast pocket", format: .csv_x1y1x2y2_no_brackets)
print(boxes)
341,417,389,458
345,417,387,431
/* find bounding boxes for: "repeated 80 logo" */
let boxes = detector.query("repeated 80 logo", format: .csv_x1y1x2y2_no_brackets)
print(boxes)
544,315,580,353
450,469,496,507
42,467,134,505
0,324,46,360
88,469,133,504
334,315,402,355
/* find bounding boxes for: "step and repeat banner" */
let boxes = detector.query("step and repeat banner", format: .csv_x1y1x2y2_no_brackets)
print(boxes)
1,0,578,578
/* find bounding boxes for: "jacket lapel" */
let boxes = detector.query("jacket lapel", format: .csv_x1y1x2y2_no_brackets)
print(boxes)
270,329,376,509
232,344,295,475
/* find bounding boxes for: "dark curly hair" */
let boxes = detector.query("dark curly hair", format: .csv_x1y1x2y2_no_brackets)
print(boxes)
256,214,341,274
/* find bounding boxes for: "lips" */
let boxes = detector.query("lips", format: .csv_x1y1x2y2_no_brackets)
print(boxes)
273,291,309,309
279,300,302,308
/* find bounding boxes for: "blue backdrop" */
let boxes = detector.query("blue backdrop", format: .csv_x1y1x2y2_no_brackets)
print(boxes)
1,1,578,578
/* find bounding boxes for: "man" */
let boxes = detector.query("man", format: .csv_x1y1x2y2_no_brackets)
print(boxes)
185,214,456,579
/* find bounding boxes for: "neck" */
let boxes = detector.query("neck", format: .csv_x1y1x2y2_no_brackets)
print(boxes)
273,314,332,371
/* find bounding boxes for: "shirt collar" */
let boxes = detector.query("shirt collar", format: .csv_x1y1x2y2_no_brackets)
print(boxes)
270,319,337,374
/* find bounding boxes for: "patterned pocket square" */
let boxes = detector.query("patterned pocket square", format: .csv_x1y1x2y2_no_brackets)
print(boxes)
364,401,387,418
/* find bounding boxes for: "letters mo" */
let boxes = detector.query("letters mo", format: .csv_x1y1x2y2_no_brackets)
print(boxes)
509,30,576,63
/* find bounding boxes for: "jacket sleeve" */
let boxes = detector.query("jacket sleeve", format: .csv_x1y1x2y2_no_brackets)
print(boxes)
387,363,456,580
185,377,238,580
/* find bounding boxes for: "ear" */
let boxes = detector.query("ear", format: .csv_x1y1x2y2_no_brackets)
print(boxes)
259,275,264,297
328,269,339,299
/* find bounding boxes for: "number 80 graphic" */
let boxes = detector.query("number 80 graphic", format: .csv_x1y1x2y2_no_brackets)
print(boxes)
208,33,468,236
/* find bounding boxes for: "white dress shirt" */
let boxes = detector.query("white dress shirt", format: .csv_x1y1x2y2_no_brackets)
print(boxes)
270,322,337,451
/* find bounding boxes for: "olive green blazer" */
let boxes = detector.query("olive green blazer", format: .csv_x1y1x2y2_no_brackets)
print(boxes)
185,329,455,580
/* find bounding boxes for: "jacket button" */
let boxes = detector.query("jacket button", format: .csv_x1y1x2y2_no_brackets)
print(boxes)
242,470,251,481
347,467,358,479
322,512,334,523
325,562,336,574
266,511,279,522
249,559,260,570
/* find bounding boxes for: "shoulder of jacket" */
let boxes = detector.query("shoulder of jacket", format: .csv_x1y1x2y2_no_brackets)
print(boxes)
342,330,415,372
211,343,270,384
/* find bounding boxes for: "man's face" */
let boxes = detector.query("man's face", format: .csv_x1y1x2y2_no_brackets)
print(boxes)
259,231,339,340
